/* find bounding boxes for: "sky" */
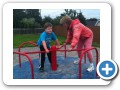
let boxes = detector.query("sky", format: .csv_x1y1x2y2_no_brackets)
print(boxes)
41,9,100,19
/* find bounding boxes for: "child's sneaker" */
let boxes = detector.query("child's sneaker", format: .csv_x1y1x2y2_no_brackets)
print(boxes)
39,67,44,72
87,64,94,72
38,65,41,69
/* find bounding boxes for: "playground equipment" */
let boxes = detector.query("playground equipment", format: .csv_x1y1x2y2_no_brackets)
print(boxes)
13,41,99,79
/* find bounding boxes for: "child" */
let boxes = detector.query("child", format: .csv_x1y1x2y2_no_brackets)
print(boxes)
60,16,94,72
37,22,61,72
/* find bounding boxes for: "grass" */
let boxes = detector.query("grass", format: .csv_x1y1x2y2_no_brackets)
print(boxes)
13,34,100,48
13,34,39,48
92,42,100,48
13,34,66,48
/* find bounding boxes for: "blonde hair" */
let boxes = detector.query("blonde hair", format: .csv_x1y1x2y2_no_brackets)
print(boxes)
60,15,72,25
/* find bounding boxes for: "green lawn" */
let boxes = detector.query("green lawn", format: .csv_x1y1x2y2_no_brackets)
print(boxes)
13,34,66,48
13,34,100,48
92,42,100,48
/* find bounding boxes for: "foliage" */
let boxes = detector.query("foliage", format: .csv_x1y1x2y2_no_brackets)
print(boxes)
20,18,36,28
13,9,98,28
13,9,42,28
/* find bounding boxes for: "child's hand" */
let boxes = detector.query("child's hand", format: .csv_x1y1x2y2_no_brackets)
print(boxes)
45,49,49,53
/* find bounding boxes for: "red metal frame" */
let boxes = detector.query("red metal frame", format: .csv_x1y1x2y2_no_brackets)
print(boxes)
14,41,99,79
18,41,38,67
51,45,57,70
64,45,66,59
55,47,99,78
78,47,99,79
13,51,34,79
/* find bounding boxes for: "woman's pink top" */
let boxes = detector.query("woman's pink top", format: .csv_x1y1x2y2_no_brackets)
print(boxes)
66,19,93,48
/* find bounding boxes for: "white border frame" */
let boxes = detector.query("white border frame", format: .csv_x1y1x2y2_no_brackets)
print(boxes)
3,3,111,85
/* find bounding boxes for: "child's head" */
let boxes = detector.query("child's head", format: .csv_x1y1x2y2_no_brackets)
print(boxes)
60,15,72,29
44,22,52,34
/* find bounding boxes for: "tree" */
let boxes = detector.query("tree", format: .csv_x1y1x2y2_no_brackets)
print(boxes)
61,9,86,25
77,10,87,25
86,18,98,21
20,18,36,28
13,9,26,28
25,9,42,23
42,16,53,26
52,16,61,25
13,9,42,28
64,9,77,19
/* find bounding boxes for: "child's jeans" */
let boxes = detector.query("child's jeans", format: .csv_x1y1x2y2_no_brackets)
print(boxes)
77,36,93,60
40,45,51,68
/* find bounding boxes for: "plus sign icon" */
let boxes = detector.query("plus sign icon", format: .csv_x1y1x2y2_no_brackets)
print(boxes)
97,60,118,80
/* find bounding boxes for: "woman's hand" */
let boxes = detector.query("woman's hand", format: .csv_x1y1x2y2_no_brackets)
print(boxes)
63,43,67,46
68,47,73,52
56,45,62,49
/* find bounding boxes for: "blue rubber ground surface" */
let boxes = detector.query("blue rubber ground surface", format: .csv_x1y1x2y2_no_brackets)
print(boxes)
13,56,100,79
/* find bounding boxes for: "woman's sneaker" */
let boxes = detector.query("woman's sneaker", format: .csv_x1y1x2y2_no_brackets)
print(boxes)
73,60,79,64
87,64,94,72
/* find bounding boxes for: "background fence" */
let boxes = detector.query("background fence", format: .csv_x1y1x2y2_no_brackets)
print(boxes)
53,26,100,44
13,28,44,34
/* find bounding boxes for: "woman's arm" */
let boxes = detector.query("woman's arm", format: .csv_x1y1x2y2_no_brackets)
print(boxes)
55,39,62,48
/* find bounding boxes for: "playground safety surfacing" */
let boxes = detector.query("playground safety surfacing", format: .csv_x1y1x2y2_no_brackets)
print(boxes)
13,56,100,79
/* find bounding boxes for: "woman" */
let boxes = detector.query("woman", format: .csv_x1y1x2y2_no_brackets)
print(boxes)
60,16,94,72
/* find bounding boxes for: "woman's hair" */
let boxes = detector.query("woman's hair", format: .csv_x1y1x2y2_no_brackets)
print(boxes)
44,22,52,29
60,15,72,25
